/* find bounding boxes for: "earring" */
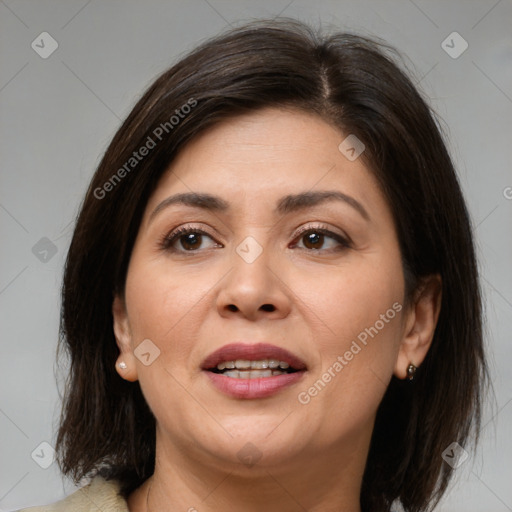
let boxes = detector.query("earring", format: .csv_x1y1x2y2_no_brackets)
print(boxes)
118,362,127,370
407,363,417,381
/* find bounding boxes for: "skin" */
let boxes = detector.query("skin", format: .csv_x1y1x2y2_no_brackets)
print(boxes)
113,107,441,512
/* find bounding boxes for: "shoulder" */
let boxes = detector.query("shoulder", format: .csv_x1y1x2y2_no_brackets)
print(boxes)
17,475,129,512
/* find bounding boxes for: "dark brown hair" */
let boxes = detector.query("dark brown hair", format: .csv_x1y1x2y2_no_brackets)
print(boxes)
55,18,489,511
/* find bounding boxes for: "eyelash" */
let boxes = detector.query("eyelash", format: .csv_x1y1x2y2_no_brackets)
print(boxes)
159,226,217,252
159,224,351,254
292,224,351,251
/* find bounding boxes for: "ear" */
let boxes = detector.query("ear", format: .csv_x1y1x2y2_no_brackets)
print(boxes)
394,274,442,379
112,294,139,382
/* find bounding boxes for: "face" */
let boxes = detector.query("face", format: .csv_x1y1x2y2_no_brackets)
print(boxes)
113,107,429,477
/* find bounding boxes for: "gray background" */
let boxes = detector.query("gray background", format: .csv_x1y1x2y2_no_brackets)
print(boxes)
1,0,511,510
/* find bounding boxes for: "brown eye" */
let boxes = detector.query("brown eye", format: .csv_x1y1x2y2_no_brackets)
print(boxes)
302,232,325,249
293,227,350,252
162,227,220,253
179,232,203,250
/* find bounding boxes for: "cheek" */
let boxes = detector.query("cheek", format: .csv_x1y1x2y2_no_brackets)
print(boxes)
298,254,404,346
294,255,404,412
124,257,205,340
122,259,211,422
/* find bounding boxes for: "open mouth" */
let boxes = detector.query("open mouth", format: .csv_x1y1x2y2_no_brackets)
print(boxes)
207,358,301,379
202,343,307,398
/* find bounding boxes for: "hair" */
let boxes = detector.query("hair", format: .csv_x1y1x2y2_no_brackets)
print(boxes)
55,18,489,511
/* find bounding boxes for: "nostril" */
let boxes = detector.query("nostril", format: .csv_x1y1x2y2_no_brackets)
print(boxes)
225,304,275,313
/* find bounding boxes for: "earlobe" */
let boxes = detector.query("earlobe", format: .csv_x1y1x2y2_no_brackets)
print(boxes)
394,274,442,380
112,295,139,382
114,357,138,382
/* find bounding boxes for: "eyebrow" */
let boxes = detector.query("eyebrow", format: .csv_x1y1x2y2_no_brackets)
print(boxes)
276,190,370,221
149,190,370,223
149,193,229,222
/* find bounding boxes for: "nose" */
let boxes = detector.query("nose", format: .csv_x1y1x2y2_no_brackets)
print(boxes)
216,245,292,321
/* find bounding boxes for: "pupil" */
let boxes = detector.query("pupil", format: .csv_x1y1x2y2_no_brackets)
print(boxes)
305,232,323,249
182,233,201,250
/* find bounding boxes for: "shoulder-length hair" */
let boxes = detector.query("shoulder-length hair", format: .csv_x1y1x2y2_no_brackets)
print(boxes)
55,18,488,512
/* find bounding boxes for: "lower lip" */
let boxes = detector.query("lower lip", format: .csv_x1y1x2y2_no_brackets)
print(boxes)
204,370,306,399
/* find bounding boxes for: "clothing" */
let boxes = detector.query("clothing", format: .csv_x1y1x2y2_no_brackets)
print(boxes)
18,476,129,512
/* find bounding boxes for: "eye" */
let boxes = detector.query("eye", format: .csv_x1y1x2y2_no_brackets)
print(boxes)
292,225,350,252
161,226,221,252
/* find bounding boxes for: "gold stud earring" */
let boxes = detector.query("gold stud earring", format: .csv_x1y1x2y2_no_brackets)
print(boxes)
407,363,417,381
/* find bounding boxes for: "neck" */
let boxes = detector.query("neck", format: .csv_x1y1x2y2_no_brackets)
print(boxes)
129,430,368,512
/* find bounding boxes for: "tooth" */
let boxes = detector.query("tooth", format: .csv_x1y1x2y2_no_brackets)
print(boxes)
251,360,269,369
279,362,290,369
225,361,235,369
268,359,280,369
235,359,251,369
248,369,272,378
217,362,226,370
221,369,279,379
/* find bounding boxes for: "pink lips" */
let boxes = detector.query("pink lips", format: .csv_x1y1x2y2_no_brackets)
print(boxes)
201,342,307,399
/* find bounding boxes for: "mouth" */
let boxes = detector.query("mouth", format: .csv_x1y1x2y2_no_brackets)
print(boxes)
208,358,300,379
201,343,307,399
201,342,307,375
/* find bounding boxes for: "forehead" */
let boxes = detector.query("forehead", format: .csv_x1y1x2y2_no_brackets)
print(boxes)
145,107,383,217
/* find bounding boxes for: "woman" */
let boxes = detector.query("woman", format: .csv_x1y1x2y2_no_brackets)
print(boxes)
20,18,488,512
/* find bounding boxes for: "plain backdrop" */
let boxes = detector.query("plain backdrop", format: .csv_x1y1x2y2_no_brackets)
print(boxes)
1,1,511,511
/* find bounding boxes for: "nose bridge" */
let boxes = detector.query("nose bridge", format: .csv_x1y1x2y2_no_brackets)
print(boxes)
235,234,266,266
231,232,274,295
216,232,290,319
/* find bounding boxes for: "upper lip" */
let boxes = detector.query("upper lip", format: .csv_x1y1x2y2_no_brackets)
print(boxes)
201,343,307,371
